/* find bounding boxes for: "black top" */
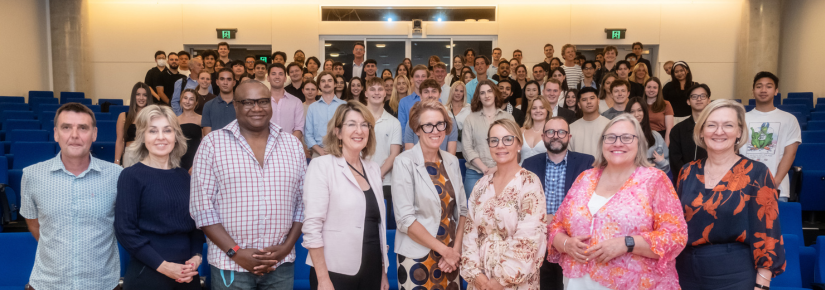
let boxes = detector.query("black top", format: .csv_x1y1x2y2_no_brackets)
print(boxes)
115,162,205,269
158,69,184,105
668,116,707,181
663,81,696,117
629,81,645,98
179,123,203,170
363,187,381,246
195,93,217,115
384,101,397,118
144,67,164,101
125,124,137,142
285,83,306,102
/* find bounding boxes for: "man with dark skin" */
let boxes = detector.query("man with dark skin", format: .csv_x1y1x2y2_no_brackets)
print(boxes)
199,81,304,279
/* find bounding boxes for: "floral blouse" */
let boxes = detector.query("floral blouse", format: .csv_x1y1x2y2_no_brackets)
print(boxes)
677,157,785,277
547,166,687,289
461,169,547,289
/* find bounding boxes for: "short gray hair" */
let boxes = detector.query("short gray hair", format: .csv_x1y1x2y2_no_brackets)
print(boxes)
592,113,653,168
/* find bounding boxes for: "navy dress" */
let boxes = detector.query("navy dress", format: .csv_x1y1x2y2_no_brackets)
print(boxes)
675,157,785,290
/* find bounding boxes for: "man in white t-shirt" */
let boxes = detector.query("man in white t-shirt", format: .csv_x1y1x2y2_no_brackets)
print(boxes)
739,71,801,202
570,87,611,157
364,76,402,222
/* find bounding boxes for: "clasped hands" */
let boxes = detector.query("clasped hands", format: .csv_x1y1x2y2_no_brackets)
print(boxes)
157,255,202,283
232,243,293,275
436,244,462,273
560,235,628,264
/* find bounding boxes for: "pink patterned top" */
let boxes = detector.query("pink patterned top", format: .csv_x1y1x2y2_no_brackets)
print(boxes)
461,169,547,290
547,166,687,289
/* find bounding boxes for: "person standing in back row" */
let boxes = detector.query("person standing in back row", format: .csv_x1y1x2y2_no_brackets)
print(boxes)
145,50,167,104
662,61,696,120
172,57,213,116
668,83,710,181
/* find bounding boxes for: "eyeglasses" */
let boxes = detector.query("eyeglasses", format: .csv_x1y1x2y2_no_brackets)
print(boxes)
690,94,709,100
487,135,516,147
603,134,638,144
543,129,568,138
237,98,271,109
343,121,371,131
419,121,447,133
245,60,255,64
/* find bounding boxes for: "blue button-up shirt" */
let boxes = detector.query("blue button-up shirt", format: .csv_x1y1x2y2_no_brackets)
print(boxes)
544,152,568,215
397,92,420,137
465,77,498,104
202,94,237,130
304,96,346,148
172,76,213,115
20,153,123,290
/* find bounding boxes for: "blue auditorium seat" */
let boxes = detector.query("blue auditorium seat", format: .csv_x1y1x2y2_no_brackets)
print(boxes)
459,158,467,180
778,202,815,288
98,98,124,106
0,156,7,184
748,99,756,106
0,103,29,112
87,105,101,112
387,230,398,290
816,103,825,112
796,169,825,212
807,121,825,131
0,96,24,103
28,97,58,111
745,105,755,112
38,111,55,123
6,130,49,142
94,112,112,121
198,243,210,289
60,92,85,104
772,234,807,290
294,236,310,290
810,112,825,121
7,169,22,219
91,142,116,163
29,91,53,99
788,92,814,100
33,103,60,114
1,120,40,132
109,105,130,116
0,110,35,121
0,233,38,290
96,120,117,142
10,142,57,169
65,98,92,105
783,98,813,112
801,131,825,143
794,143,825,170
118,242,130,278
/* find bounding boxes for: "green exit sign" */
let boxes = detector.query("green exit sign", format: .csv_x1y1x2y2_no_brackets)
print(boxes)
216,28,237,39
604,28,626,39
256,55,269,63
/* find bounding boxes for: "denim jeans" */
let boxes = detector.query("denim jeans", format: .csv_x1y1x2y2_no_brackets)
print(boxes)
210,263,294,290
464,169,484,200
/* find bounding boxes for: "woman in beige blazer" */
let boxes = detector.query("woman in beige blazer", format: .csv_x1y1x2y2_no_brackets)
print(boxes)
391,101,468,290
302,101,390,290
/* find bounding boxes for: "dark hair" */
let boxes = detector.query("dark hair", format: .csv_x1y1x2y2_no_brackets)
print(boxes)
624,53,637,60
396,63,410,79
575,55,586,61
253,60,267,69
544,44,554,49
464,48,476,57
625,97,655,148
549,57,562,67
55,103,96,128
218,42,229,49
753,71,779,88
688,83,712,98
168,52,178,57
306,57,321,69
672,61,694,86
364,59,378,68
475,55,490,66
286,62,303,75
177,51,191,59
532,63,547,72
332,62,344,69
419,78,441,93
513,49,523,55
301,79,318,91
271,51,287,62
123,82,154,136
575,86,600,119
563,89,579,112
216,60,226,68
610,79,631,92
616,60,632,71
632,42,643,49
268,63,286,75
200,49,217,60
381,69,393,78
230,60,245,68
493,47,502,53
346,77,365,103
154,50,166,58
245,55,256,61
498,60,509,67
450,55,465,77
549,67,570,91
471,80,504,112
582,60,596,70
353,42,365,49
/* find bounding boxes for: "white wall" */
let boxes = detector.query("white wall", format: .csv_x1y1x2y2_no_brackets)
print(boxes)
779,0,825,101
0,0,50,99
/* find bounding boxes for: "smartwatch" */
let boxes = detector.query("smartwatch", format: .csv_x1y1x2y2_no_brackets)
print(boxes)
226,245,240,258
625,236,635,253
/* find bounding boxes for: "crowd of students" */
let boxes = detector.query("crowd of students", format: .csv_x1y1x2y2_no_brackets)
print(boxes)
19,40,800,290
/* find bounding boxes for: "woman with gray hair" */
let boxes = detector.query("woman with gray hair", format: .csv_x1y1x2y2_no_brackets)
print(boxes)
547,113,687,289
115,105,204,289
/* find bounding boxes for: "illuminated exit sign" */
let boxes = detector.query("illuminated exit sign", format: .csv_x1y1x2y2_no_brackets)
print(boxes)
216,28,238,39
604,28,626,39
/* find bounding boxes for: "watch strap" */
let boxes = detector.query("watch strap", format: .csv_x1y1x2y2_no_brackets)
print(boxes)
755,283,770,290
625,236,635,253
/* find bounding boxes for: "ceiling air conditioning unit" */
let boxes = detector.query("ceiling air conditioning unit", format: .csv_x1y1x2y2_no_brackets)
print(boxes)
412,19,423,35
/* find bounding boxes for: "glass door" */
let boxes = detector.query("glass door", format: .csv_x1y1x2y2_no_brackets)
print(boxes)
365,39,405,78
410,39,452,68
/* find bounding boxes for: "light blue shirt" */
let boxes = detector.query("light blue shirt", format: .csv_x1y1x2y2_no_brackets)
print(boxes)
305,96,346,148
465,77,498,104
171,76,212,116
20,153,123,290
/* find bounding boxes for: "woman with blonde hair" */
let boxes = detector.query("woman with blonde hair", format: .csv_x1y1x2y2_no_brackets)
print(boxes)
446,81,471,159
521,97,553,162
631,62,650,85
116,104,204,288
387,74,411,117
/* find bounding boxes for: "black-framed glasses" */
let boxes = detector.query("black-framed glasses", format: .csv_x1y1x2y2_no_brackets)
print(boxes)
487,135,516,147
419,121,447,133
237,98,271,109
689,94,709,100
603,134,638,144
543,129,569,138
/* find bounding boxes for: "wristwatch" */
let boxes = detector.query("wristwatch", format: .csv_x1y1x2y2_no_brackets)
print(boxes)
755,283,770,290
625,236,635,253
226,245,240,258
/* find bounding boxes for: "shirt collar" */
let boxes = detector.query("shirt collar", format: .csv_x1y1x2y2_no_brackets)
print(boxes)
318,96,344,105
216,94,233,104
481,108,506,117
222,120,283,142
546,151,569,166
375,109,392,123
49,152,102,176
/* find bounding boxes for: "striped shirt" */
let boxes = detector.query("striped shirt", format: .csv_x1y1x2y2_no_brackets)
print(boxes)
562,64,584,90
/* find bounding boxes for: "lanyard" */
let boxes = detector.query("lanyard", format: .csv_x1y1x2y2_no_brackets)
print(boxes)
220,269,234,287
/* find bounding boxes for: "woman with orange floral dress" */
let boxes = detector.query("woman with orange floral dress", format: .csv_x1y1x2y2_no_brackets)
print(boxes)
547,113,687,290
675,100,784,290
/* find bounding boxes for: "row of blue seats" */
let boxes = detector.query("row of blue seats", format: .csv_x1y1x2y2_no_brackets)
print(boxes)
0,91,123,105
1,103,128,114
0,120,117,143
0,110,127,124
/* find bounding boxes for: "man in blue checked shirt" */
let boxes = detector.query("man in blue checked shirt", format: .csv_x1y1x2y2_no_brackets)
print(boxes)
521,116,594,290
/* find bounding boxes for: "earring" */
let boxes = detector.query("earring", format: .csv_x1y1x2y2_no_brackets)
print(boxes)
338,139,343,148
736,137,741,144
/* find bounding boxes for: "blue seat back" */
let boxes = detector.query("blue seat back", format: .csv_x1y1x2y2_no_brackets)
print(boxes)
773,234,803,288
783,98,812,112
96,120,117,142
0,103,30,111
98,98,124,106
3,120,40,131
0,110,35,121
0,156,7,184
294,236,310,290
109,105,130,116
29,91,53,99
808,121,825,132
0,233,38,287
118,242,130,277
0,96,25,103
60,92,85,104
65,98,92,105
39,111,55,122
811,112,825,121
33,103,60,114
87,105,101,112
94,112,111,121
748,99,756,106
11,142,57,169
802,131,825,143
28,97,58,110
744,105,755,112
788,92,814,99
794,143,825,170
798,170,825,211
7,130,49,142
91,142,116,163
778,203,804,245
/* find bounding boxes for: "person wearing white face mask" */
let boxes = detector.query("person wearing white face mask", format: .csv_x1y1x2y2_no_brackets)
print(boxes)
145,50,167,104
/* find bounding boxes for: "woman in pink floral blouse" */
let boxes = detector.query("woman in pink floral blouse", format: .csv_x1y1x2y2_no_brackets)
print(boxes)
461,119,547,290
546,113,687,289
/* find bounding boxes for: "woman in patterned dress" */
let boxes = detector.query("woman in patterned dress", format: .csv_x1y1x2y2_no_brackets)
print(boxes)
461,119,547,290
392,101,468,290
675,100,784,289
546,113,687,289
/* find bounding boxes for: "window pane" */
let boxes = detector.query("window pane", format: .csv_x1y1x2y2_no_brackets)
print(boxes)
411,40,451,68
324,40,360,67
454,40,494,65
366,40,405,79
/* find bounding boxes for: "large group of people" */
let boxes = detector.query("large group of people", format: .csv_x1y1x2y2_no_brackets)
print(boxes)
19,40,799,290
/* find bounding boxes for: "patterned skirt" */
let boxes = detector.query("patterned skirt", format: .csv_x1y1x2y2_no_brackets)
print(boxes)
397,251,461,290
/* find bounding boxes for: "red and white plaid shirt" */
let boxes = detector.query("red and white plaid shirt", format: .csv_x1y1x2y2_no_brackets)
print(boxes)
190,120,306,272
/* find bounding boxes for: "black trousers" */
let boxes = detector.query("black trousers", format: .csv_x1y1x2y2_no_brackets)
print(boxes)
123,258,201,290
540,259,564,290
384,185,396,230
676,243,757,290
310,243,383,290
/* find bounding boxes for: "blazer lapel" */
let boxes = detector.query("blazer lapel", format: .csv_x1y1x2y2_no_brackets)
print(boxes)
334,156,362,189
412,145,439,200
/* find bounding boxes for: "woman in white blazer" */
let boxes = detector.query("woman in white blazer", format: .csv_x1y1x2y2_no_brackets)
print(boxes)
302,101,390,290
391,101,468,289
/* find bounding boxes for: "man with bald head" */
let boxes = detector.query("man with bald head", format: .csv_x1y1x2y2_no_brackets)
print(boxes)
191,80,306,290
201,68,237,134
172,56,213,115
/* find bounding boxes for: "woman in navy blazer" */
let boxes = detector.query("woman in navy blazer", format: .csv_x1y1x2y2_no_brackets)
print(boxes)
302,101,390,290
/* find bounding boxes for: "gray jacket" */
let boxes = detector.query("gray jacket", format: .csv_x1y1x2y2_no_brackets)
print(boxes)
391,144,468,258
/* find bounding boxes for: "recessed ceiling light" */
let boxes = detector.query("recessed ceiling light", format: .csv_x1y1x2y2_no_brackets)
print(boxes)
324,43,332,47
375,44,386,48
330,53,339,57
